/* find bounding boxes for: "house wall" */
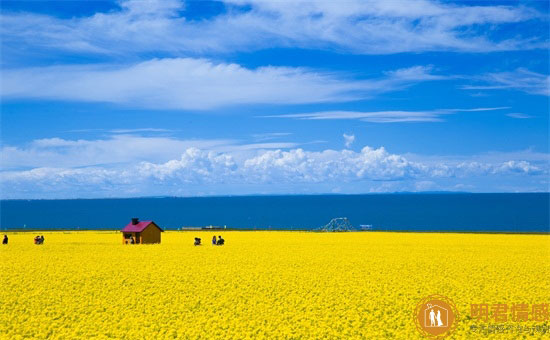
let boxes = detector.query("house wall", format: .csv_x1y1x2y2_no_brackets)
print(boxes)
141,223,161,244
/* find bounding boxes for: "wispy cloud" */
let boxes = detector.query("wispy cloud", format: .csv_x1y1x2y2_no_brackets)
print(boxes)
461,68,550,96
66,128,173,134
265,107,509,123
109,128,172,134
1,60,444,109
0,135,299,170
506,113,533,119
251,132,292,142
1,0,545,60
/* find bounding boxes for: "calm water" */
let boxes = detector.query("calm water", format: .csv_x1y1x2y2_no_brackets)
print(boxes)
0,193,548,232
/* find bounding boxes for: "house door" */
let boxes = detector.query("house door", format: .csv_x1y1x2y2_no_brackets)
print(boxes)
135,232,141,244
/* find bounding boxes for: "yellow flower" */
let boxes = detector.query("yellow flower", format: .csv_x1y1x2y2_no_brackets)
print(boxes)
0,231,548,339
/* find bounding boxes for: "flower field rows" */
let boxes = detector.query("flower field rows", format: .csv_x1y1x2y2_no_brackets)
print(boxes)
0,231,548,339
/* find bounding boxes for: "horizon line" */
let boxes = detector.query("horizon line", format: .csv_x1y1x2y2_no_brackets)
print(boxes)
2,191,549,201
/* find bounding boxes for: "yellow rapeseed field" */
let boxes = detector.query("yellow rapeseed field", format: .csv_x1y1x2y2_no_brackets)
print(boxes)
0,231,548,339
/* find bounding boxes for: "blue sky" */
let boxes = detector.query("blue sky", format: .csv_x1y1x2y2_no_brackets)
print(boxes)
1,0,549,198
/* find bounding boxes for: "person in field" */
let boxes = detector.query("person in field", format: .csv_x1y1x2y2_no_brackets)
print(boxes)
2,235,7,245
216,235,224,245
194,237,201,246
212,235,217,245
40,235,45,244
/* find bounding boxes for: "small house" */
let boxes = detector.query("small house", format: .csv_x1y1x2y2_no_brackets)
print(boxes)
121,218,163,244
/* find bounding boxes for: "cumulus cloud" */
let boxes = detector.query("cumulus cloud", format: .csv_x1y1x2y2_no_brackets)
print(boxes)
242,147,426,183
461,68,550,96
1,0,545,58
1,136,548,198
139,148,238,182
1,59,443,109
493,160,542,175
1,146,426,192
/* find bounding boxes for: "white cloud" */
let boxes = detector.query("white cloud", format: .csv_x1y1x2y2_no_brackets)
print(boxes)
1,136,547,198
461,68,550,96
1,59,444,109
343,134,355,148
406,148,550,163
506,113,533,119
138,148,238,182
494,160,542,175
109,128,172,134
1,0,544,57
241,147,424,183
251,132,292,142
266,107,509,123
0,135,297,170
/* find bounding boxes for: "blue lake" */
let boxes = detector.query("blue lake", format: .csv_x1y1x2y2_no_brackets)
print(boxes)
1,193,548,232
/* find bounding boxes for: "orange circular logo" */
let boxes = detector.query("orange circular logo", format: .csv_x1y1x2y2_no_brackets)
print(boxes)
414,294,459,339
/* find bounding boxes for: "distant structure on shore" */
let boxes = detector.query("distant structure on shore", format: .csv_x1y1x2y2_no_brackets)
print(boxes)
360,224,373,231
318,217,354,232
121,218,163,244
180,225,226,231
202,225,226,230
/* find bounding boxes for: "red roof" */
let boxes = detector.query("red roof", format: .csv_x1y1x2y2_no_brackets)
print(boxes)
121,220,163,233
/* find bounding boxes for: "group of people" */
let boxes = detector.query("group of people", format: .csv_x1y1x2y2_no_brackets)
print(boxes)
194,235,225,246
212,235,224,245
1,234,44,245
2,233,224,246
